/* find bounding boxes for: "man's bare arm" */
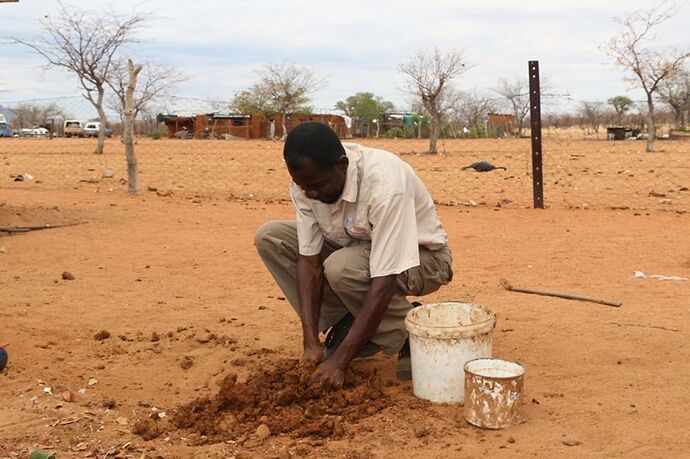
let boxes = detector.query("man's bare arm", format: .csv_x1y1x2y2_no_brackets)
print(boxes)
296,254,325,362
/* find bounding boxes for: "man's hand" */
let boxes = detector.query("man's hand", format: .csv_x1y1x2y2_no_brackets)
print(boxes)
300,343,324,366
310,359,345,390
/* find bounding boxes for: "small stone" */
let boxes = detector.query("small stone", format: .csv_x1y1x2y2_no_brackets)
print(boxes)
62,271,75,280
87,176,101,184
255,423,271,441
507,437,516,444
0,246,7,254
88,378,98,386
147,185,158,192
150,332,160,342
94,330,111,341
102,169,115,178
196,335,211,344
61,390,75,402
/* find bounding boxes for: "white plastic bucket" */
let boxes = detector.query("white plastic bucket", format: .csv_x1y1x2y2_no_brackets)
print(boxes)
464,358,525,429
404,302,496,404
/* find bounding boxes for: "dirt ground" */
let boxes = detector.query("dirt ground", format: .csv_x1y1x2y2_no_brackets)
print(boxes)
1,138,689,458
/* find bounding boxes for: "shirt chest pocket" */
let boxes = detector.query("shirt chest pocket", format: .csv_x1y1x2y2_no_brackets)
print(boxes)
344,212,371,240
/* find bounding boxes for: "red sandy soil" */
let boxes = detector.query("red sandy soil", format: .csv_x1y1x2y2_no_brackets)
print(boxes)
1,138,689,458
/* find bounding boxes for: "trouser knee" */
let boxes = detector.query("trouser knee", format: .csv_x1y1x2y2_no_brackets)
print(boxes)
254,221,285,255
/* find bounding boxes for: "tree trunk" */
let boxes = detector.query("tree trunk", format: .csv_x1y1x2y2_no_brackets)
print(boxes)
646,94,655,153
281,112,288,140
95,86,106,155
124,60,142,194
429,114,440,154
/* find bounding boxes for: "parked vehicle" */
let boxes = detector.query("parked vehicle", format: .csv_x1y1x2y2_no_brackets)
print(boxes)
64,120,84,138
82,121,113,138
19,127,49,137
0,123,13,137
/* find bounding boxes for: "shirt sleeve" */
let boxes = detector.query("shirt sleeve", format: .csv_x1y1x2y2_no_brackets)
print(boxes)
368,193,420,277
290,183,324,256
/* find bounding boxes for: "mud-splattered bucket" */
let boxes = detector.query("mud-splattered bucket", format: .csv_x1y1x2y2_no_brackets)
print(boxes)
404,302,496,404
463,358,525,429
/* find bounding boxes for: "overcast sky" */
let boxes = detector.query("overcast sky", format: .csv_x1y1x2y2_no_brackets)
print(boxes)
1,0,689,116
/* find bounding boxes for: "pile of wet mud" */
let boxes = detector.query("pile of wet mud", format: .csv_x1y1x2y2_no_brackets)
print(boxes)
173,359,391,440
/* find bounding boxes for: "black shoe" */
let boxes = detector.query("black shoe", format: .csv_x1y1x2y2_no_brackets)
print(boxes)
396,338,411,380
396,301,421,380
323,313,381,360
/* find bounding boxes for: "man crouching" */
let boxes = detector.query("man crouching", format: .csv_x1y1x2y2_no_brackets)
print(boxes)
255,122,453,390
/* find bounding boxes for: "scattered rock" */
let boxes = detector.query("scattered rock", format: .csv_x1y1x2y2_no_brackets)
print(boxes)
648,190,666,197
150,332,160,342
88,378,98,386
0,246,7,254
94,330,111,341
87,176,101,184
62,271,75,280
507,437,516,444
156,190,173,197
415,425,430,438
147,185,158,192
497,198,513,208
61,390,75,402
116,416,129,426
255,424,271,441
562,439,581,446
132,418,161,441
102,169,115,178
180,356,194,370
196,335,211,344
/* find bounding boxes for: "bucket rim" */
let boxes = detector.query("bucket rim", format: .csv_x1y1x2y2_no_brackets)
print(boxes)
405,302,496,330
464,357,526,380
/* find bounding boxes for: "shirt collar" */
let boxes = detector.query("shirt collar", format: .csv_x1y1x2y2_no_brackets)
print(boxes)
339,144,361,203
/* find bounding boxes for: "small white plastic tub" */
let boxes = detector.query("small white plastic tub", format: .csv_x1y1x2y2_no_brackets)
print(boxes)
404,302,496,404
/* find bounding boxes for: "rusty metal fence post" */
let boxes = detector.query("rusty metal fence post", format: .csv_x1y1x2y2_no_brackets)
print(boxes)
528,60,544,209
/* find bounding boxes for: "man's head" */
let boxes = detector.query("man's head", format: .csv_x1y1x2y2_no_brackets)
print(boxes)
283,122,348,204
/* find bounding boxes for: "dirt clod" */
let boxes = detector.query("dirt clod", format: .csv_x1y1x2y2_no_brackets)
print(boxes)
173,359,389,441
180,356,194,370
94,330,110,341
132,418,162,441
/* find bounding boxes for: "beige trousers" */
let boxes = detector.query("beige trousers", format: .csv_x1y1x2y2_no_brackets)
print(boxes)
255,221,453,354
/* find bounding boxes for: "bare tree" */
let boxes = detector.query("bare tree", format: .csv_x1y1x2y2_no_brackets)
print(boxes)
14,3,150,154
494,77,531,137
107,59,186,128
399,47,471,153
578,101,606,138
256,62,325,139
123,60,142,194
453,89,496,137
658,66,690,129
11,102,64,130
602,1,690,151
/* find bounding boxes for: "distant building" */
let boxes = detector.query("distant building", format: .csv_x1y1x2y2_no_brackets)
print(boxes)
487,113,516,137
158,112,347,139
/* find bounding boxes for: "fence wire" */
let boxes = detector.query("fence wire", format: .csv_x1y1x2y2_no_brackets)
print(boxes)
0,132,688,213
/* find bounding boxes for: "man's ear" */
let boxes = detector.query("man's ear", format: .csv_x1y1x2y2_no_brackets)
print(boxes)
337,155,349,173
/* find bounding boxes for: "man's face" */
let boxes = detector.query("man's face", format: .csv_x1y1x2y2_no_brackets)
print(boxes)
288,156,348,204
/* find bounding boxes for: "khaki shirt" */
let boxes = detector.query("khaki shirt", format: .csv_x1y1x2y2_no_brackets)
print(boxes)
290,143,448,277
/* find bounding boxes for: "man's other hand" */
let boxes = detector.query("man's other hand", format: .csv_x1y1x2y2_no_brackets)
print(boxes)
310,360,345,390
300,343,324,366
